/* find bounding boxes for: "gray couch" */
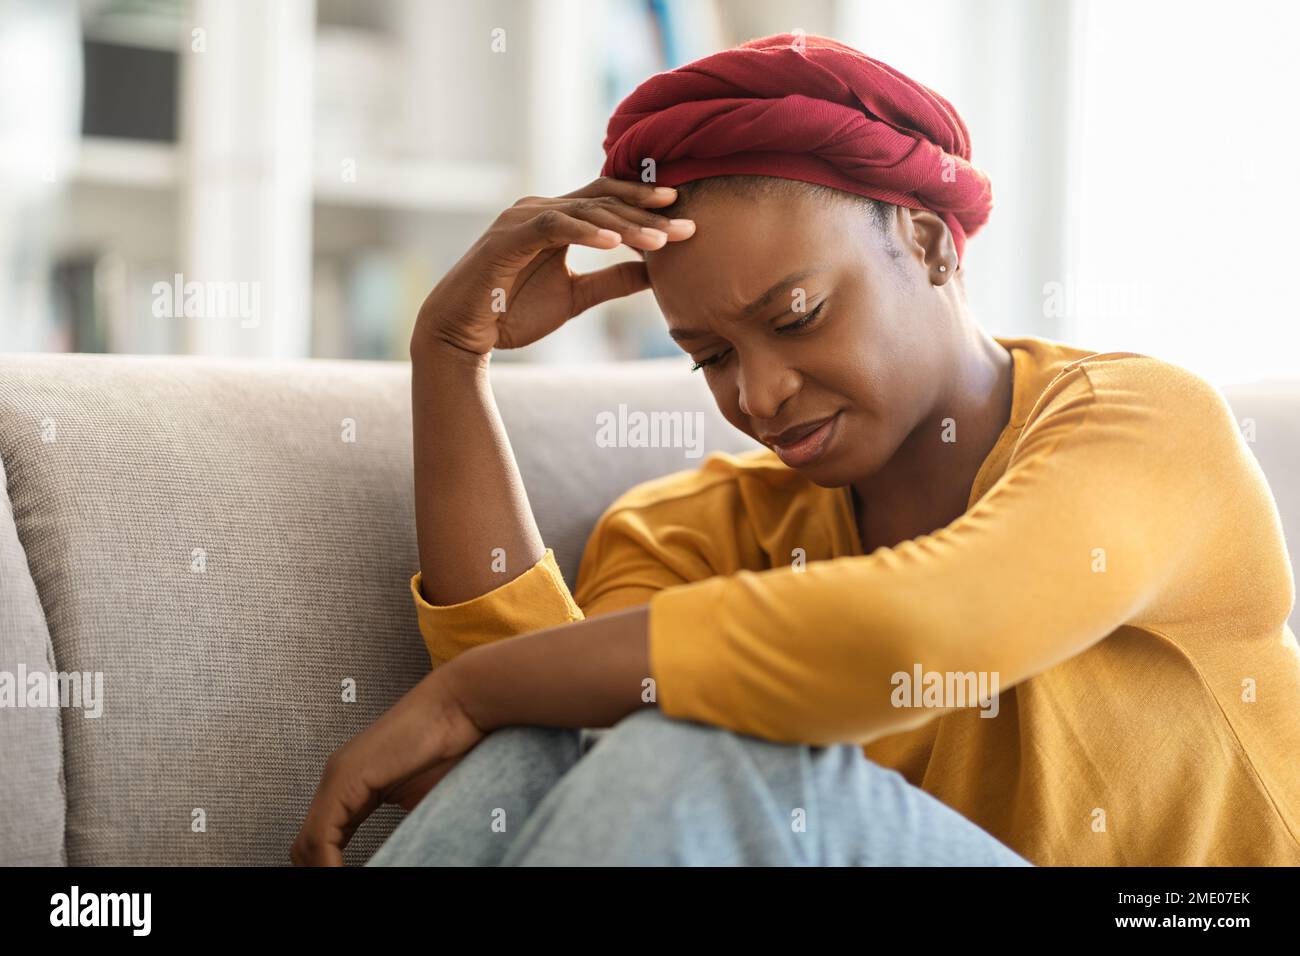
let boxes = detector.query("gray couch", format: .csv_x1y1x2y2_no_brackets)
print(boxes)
1,352,1296,866
0,352,758,865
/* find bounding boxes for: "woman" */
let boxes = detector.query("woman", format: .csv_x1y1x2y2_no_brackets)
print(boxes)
291,34,1300,866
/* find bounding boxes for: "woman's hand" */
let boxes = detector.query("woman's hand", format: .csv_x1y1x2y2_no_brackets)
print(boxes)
290,667,485,866
411,177,695,358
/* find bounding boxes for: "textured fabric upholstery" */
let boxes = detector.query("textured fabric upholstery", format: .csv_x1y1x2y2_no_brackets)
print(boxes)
0,352,755,865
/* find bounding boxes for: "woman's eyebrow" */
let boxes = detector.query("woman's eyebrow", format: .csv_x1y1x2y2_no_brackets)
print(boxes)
667,266,827,342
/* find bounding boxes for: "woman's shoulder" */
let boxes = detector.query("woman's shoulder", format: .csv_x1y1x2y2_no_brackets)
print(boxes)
600,446,816,518
1004,335,1234,432
584,446,841,575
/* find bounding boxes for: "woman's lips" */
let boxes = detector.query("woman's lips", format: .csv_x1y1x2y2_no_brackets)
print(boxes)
770,412,839,467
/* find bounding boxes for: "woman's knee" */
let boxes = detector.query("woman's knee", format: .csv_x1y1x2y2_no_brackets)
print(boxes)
366,723,585,866
574,713,1027,865
584,708,765,787
501,709,815,864
559,710,798,820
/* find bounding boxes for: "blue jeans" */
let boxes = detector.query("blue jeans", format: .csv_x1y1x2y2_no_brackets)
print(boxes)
365,707,1034,866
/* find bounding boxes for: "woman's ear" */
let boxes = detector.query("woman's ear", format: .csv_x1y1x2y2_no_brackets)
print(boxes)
902,208,957,283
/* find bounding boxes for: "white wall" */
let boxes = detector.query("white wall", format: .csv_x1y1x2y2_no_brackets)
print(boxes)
834,0,1074,342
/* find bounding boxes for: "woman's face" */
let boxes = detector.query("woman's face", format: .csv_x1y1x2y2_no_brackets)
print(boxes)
644,187,951,488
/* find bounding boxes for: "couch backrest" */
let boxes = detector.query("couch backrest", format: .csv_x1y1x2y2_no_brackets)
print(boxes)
0,353,757,865
1219,380,1300,630
1,353,1295,866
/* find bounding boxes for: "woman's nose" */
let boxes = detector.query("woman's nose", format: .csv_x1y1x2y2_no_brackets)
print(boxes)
736,351,798,420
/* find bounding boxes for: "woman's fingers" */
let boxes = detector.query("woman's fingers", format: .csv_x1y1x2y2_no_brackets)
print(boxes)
495,207,683,263
562,203,679,251
290,754,381,866
529,194,695,242
558,176,679,208
490,208,623,263
549,178,695,247
290,785,350,866
288,672,484,866
572,259,652,315
482,181,694,282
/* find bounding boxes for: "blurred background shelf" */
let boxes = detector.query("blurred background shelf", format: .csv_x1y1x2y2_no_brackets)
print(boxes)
8,0,737,361
311,158,518,212
74,136,178,188
4,0,1297,383
72,139,518,210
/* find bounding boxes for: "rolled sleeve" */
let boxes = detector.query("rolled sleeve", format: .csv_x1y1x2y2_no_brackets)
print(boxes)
411,547,584,667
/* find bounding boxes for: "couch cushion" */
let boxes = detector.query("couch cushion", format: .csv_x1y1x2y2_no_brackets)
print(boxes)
0,352,755,865
0,452,66,865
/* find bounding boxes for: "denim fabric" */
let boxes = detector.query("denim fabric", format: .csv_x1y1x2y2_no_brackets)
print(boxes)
366,708,1034,866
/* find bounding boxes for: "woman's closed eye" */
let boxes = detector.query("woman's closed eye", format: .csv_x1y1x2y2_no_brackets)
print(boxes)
689,300,828,372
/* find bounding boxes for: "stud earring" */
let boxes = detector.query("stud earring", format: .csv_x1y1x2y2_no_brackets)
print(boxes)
938,264,948,273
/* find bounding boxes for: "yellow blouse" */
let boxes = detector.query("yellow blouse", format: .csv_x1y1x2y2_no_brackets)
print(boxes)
409,334,1300,866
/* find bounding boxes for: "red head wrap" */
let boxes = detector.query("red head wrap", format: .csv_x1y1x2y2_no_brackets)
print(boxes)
601,33,992,262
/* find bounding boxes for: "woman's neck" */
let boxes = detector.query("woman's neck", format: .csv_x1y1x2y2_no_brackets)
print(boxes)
849,327,1014,553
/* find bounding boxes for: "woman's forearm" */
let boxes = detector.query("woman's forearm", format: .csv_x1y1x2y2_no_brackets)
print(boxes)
410,336,546,605
441,603,655,731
